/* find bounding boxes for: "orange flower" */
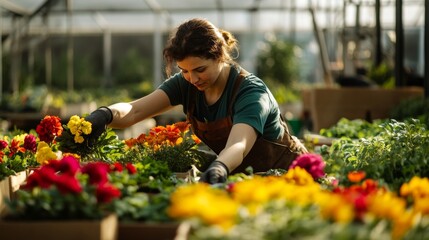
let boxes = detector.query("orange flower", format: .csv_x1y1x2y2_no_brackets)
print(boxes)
347,171,366,183
124,138,137,148
174,121,191,133
192,134,201,144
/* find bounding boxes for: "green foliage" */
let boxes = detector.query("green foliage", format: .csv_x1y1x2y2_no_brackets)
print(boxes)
149,141,208,173
321,119,429,191
114,48,153,86
264,80,301,104
57,128,125,163
390,96,429,128
257,39,299,87
319,118,386,139
367,61,394,86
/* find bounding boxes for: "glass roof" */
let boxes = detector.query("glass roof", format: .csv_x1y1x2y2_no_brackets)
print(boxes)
0,0,425,35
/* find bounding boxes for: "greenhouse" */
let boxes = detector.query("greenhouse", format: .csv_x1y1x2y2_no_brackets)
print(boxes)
0,0,428,239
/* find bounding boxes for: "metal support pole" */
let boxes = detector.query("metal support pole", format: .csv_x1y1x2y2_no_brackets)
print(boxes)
375,0,382,66
66,0,74,92
425,0,429,98
395,0,404,87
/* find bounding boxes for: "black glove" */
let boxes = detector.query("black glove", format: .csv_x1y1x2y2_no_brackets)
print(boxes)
84,106,113,141
200,160,229,184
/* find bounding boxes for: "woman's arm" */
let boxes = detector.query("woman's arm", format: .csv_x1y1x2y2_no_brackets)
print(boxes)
108,89,173,129
216,123,258,172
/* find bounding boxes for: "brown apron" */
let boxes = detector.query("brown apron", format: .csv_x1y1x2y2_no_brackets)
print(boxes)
187,69,308,174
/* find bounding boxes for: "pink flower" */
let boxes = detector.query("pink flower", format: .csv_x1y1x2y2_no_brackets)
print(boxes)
82,162,110,185
24,134,37,152
0,140,8,150
59,156,81,176
96,184,121,203
289,153,326,180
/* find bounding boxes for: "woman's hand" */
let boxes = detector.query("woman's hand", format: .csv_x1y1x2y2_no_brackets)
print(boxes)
200,160,229,184
84,107,113,141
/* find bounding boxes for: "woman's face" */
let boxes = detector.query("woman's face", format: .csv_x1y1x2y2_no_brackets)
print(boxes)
177,56,223,91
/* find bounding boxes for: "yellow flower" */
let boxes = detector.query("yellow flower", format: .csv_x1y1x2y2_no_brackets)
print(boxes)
74,134,84,144
400,176,429,199
168,183,239,230
67,115,92,143
316,191,355,224
391,211,417,240
35,141,58,165
81,121,92,135
281,167,316,186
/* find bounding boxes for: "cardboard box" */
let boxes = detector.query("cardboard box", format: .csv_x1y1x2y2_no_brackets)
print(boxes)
302,87,424,132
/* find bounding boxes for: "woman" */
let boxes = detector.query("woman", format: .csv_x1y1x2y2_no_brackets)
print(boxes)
86,18,308,184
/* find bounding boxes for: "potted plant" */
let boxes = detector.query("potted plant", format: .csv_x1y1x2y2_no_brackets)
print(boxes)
124,121,209,176
0,132,38,216
1,155,121,240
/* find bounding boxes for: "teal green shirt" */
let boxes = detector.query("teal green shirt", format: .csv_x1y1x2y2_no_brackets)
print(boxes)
158,66,284,140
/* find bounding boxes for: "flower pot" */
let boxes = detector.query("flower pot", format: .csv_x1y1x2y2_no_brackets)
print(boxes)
174,166,200,183
0,213,118,240
118,221,190,240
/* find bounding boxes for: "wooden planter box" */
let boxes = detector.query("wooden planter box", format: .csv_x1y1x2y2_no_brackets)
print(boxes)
0,171,27,216
8,171,27,199
302,87,424,132
0,178,10,217
118,221,190,240
0,214,118,240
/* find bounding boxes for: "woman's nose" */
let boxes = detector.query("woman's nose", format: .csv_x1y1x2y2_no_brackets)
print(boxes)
189,72,198,84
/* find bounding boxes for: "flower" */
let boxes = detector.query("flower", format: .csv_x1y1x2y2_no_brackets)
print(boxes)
0,134,39,179
125,121,208,172
35,141,58,165
36,115,63,143
8,155,122,220
67,115,92,143
55,115,124,162
348,171,366,183
289,153,326,180
168,183,239,230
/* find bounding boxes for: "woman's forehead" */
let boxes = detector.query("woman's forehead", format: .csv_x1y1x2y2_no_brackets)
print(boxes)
177,57,213,70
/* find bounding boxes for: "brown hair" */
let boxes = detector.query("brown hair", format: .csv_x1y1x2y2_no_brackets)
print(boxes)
163,18,238,77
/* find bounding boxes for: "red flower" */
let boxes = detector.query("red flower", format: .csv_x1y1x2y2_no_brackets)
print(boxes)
23,166,58,189
55,174,82,194
125,163,137,174
96,184,121,203
36,115,63,143
24,134,37,152
82,162,110,185
111,162,124,172
44,159,61,171
59,156,81,176
289,153,326,180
